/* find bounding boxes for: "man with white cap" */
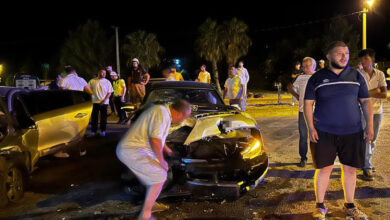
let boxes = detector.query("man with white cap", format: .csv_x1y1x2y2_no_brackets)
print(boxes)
127,58,150,106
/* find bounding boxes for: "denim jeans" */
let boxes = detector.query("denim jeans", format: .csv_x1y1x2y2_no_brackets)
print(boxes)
364,114,382,169
298,112,308,161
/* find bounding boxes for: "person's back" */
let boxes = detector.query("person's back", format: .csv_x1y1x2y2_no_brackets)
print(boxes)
119,105,171,158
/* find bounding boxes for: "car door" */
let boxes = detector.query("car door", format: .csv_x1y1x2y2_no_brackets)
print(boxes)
60,91,92,144
25,91,70,154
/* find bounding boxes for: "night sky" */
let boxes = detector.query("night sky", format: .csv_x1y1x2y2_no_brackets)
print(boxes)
1,0,389,75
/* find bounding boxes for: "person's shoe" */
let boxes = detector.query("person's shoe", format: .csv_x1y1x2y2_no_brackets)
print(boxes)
80,149,87,156
344,206,368,220
362,168,374,181
312,207,327,220
54,151,70,158
298,159,307,168
101,131,106,137
151,202,169,213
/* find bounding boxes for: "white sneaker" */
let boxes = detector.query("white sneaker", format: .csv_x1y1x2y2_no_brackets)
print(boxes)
54,151,70,158
101,131,106,137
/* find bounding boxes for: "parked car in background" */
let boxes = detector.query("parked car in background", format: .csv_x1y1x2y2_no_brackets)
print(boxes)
124,81,268,199
0,87,92,206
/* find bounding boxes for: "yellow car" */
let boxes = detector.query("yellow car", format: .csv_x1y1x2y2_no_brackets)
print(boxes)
0,87,92,206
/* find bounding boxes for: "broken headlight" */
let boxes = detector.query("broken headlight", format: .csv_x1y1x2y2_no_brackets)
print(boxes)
240,139,262,160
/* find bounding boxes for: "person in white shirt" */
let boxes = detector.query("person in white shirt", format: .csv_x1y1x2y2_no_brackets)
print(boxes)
88,69,114,137
116,100,191,220
358,48,388,181
288,57,316,168
223,66,244,107
236,61,249,111
60,66,92,94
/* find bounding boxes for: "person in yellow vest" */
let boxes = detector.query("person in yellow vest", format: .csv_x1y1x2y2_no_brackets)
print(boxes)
196,64,211,84
170,67,184,81
111,72,127,124
223,66,244,107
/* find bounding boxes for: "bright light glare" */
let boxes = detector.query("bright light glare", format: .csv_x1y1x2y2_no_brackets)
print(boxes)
367,0,374,7
241,139,262,160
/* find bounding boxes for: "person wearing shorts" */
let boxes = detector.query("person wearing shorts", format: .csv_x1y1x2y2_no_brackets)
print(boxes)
304,41,373,220
116,100,191,220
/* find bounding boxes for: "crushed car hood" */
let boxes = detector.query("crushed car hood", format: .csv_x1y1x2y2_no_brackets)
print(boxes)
179,112,258,145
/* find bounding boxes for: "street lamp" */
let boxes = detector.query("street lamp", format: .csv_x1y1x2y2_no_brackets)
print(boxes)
362,0,375,49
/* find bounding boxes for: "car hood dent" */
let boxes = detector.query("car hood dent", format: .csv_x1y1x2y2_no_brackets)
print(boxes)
183,113,258,145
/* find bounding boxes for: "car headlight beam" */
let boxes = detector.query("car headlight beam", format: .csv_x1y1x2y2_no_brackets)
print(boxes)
240,139,262,160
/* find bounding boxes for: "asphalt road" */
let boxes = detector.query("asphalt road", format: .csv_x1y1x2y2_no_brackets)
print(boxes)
1,102,390,220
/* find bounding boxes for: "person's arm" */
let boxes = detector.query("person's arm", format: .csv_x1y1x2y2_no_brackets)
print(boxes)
83,85,93,95
239,84,244,100
303,100,318,143
121,80,127,102
360,98,374,142
223,86,227,100
368,86,387,99
142,73,150,85
150,138,168,171
288,83,299,99
163,143,173,157
100,92,112,105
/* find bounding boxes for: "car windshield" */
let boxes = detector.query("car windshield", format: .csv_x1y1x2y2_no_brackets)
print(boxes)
146,88,223,105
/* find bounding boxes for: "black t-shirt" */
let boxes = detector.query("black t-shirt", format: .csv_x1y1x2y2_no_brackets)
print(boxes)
130,67,147,84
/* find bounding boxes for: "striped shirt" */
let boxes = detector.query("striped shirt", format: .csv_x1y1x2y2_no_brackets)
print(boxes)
304,66,370,135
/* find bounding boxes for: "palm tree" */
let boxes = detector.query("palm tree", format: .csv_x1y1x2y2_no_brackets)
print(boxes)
58,20,114,80
221,18,252,67
195,18,224,93
122,30,164,70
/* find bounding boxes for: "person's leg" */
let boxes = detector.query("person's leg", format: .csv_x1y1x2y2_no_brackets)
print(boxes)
369,114,382,168
100,104,108,132
113,96,121,122
139,182,165,219
298,112,308,162
109,96,116,115
91,104,99,133
341,164,356,203
314,165,334,203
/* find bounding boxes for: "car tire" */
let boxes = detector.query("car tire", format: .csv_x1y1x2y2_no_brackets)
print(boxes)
0,160,25,206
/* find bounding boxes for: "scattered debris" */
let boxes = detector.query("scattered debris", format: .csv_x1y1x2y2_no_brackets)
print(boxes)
221,200,227,204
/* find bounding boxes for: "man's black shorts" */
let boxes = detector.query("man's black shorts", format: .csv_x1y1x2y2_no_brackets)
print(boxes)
310,129,366,169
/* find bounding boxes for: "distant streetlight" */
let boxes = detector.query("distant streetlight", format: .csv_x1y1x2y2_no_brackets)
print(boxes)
0,64,3,75
362,0,375,49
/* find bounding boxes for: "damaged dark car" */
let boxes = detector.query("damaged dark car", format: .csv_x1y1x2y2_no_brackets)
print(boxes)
123,81,268,200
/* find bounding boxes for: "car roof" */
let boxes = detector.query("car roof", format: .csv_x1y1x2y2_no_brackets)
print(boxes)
147,81,217,90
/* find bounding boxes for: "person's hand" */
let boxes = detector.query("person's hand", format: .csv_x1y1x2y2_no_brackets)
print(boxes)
121,96,125,102
160,160,169,171
365,127,374,143
165,146,174,157
99,100,105,105
309,127,319,143
140,82,146,86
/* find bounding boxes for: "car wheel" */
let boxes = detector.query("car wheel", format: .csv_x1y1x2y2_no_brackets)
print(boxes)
2,161,25,204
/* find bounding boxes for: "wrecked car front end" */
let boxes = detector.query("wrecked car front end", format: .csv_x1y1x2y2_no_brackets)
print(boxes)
166,110,268,199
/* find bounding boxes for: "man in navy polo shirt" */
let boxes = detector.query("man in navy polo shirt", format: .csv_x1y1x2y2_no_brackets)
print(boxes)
304,41,373,220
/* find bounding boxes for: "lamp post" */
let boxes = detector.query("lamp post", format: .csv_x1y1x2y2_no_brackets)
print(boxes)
362,0,375,49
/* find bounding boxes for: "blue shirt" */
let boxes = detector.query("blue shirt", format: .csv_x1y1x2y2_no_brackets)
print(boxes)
304,66,370,135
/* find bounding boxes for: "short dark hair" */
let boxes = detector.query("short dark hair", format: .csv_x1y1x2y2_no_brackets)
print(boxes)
171,99,191,114
326,41,348,54
65,66,75,74
358,48,376,59
201,64,206,68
